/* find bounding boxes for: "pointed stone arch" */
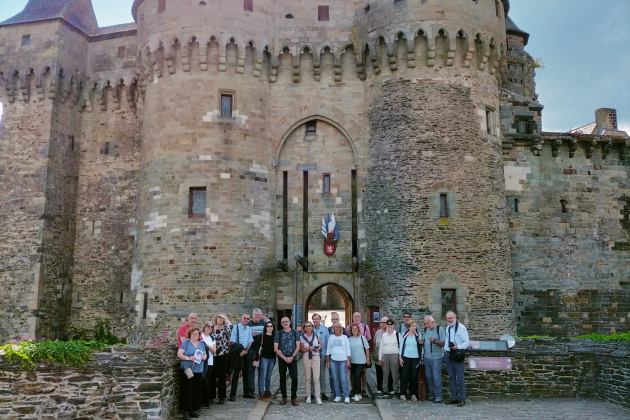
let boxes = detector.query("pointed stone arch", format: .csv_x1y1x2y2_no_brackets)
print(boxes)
273,105,361,167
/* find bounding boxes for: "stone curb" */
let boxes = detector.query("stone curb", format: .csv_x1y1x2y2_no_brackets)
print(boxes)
375,399,396,420
246,400,270,420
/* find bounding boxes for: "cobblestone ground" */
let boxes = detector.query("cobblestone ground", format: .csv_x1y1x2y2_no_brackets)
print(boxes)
264,400,381,419
384,398,630,420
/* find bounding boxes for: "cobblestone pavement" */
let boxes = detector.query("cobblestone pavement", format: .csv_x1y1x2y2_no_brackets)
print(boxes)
264,400,381,419
384,398,630,420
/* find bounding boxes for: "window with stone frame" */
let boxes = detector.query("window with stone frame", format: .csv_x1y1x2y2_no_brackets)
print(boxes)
441,289,456,318
318,5,329,21
189,187,207,218
486,107,496,135
244,0,253,11
220,94,234,117
118,46,126,58
158,0,166,13
439,193,448,218
306,120,317,135
323,174,331,194
21,35,31,46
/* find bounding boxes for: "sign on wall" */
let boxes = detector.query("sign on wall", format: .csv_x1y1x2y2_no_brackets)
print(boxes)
468,357,512,371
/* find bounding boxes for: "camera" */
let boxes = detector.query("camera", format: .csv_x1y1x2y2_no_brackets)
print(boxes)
448,342,455,348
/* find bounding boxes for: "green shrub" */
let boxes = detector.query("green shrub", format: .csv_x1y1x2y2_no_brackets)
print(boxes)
574,332,630,341
0,340,110,369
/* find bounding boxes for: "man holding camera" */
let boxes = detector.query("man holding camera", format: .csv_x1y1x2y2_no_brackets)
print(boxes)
443,311,470,407
421,315,446,403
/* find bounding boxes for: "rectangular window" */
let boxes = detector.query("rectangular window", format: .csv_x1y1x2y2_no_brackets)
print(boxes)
142,293,149,319
394,0,404,3
221,94,233,117
486,107,495,135
283,171,288,260
21,35,31,46
244,0,253,11
303,171,309,258
318,5,329,21
441,289,456,318
496,0,501,17
118,46,126,58
323,174,331,194
560,199,567,213
158,0,166,13
439,193,448,218
70,135,75,151
305,120,316,135
189,187,207,218
514,198,519,213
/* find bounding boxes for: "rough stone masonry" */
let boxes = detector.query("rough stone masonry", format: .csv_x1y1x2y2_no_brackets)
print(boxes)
0,0,628,343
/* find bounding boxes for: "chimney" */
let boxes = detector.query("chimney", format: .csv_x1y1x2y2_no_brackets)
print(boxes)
595,108,618,130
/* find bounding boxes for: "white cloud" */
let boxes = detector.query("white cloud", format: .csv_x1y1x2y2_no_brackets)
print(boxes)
619,121,630,134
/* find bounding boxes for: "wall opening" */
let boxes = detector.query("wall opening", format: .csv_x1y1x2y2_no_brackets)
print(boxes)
441,289,456,318
303,171,309,258
439,193,448,218
318,5,329,21
306,283,353,328
283,171,288,260
189,187,207,218
158,0,166,13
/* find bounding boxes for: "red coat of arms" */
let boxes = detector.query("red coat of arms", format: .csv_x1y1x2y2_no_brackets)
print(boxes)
321,214,339,257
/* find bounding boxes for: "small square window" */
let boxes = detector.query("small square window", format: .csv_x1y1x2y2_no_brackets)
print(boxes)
305,121,316,135
221,94,233,117
118,46,126,58
441,289,456,318
244,0,253,12
318,5,329,21
189,187,207,218
439,193,448,219
21,35,31,46
323,174,331,194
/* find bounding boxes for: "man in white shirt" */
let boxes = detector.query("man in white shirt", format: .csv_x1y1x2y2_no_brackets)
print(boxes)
443,311,470,407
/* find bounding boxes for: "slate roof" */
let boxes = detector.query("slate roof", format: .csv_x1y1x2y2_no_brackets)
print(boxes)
0,0,98,35
506,16,530,46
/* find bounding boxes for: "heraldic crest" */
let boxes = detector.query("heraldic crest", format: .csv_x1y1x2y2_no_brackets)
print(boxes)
321,214,340,257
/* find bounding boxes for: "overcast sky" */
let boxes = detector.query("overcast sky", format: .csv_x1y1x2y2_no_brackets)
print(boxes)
0,0,628,133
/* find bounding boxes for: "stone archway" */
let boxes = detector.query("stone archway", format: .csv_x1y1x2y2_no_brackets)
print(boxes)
304,281,354,328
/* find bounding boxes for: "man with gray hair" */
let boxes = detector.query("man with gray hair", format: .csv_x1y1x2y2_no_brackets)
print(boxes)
443,311,469,407
421,315,446,402
247,308,265,396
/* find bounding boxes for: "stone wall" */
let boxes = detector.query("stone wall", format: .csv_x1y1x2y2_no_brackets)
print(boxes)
504,137,630,336
465,339,630,409
0,346,179,420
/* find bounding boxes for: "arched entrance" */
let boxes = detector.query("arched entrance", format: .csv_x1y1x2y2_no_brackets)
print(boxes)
305,283,353,328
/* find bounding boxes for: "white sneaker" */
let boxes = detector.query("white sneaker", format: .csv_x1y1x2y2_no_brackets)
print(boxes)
306,396,311,404
316,398,323,405
353,395,360,402
358,395,363,400
334,397,342,403
400,394,406,401
410,395,417,401
344,397,350,404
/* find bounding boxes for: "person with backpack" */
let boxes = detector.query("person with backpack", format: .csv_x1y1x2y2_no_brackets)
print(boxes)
228,313,254,401
421,315,446,403
398,321,422,401
274,317,301,406
348,323,371,402
373,317,393,396
300,321,323,405
443,311,470,407
378,319,401,399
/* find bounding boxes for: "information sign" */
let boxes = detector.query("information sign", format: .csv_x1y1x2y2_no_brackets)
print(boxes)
468,357,512,371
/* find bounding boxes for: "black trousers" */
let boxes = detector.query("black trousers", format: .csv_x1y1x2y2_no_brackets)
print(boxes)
210,354,228,400
202,365,213,404
351,364,365,396
376,363,394,392
278,358,298,399
400,357,419,396
180,370,203,412
230,352,250,397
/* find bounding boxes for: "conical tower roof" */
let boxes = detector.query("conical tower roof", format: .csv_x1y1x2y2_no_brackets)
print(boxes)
506,15,530,46
0,0,98,35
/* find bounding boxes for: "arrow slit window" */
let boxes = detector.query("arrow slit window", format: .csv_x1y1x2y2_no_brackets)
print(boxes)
323,174,330,194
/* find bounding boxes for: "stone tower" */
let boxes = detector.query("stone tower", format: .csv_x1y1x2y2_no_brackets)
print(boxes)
359,0,516,335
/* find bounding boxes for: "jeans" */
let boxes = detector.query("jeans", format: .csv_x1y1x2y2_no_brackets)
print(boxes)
350,364,365,396
278,358,298,399
444,354,466,401
258,356,276,395
399,357,419,396
230,352,250,397
247,348,259,395
424,358,443,400
330,359,350,398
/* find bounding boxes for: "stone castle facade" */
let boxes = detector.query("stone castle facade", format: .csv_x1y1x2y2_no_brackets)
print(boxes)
0,0,628,342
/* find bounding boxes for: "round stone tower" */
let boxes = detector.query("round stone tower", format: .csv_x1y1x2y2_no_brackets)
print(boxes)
130,0,277,330
360,0,516,336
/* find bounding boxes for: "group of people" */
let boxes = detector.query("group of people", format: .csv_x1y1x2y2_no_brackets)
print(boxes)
176,308,469,419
